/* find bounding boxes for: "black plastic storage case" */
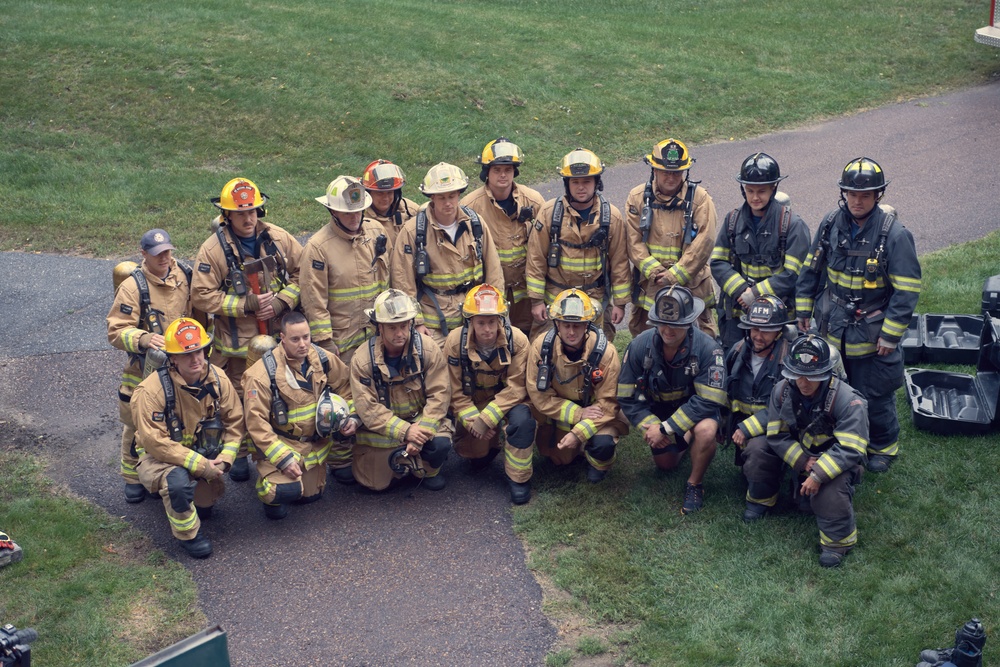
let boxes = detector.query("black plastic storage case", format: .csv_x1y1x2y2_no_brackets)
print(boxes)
905,314,1000,435
982,274,1000,318
920,314,984,365
902,314,922,365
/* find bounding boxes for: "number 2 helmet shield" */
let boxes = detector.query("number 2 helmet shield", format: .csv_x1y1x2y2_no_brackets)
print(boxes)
647,286,704,327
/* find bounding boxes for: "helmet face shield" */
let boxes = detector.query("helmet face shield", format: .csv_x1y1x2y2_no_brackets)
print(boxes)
558,149,604,178
548,288,598,322
462,284,508,318
363,161,406,191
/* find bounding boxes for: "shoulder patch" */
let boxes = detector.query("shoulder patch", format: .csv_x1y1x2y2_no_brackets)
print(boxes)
312,259,325,271
119,304,133,315
534,220,544,231
403,244,413,255
448,356,461,366
628,205,639,215
152,411,165,422
709,368,724,389
715,354,725,367
358,376,371,386
198,263,212,273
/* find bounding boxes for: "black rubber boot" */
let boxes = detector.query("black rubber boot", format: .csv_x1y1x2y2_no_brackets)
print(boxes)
229,456,251,482
264,503,288,520
179,534,212,559
124,483,147,504
509,480,531,505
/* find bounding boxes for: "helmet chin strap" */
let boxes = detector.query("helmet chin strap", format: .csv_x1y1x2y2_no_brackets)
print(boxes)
331,212,360,235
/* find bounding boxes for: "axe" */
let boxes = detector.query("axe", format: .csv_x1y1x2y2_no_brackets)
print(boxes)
243,255,278,334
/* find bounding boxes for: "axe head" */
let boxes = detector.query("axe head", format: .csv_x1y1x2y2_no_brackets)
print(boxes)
243,254,278,275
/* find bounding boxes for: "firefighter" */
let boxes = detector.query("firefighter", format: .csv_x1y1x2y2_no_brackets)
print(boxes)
743,335,869,568
724,295,797,465
796,158,921,472
525,289,629,482
361,159,419,245
349,289,452,491
711,153,810,350
526,149,631,343
131,318,244,559
192,177,303,482
242,311,358,519
617,286,728,514
444,284,536,504
390,163,504,347
107,229,203,504
461,138,546,335
300,176,391,484
625,139,718,339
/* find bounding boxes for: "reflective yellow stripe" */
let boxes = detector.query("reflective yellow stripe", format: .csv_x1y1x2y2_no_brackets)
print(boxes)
168,508,198,533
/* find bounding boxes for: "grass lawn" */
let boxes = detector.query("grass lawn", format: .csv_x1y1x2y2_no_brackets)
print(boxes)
2,0,998,256
520,233,1000,665
0,447,205,666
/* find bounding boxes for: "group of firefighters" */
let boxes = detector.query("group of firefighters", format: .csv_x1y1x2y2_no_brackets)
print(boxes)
106,137,920,567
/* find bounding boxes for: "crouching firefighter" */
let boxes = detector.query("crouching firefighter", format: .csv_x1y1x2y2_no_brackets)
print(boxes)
242,311,358,520
724,295,797,466
444,284,536,504
743,335,869,568
107,228,201,504
131,318,244,559
526,289,629,483
349,289,453,491
617,286,728,515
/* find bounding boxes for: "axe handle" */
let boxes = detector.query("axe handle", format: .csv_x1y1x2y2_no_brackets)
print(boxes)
245,272,269,334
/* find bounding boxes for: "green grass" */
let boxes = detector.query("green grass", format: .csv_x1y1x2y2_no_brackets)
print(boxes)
2,0,997,256
0,449,205,666
518,233,1000,665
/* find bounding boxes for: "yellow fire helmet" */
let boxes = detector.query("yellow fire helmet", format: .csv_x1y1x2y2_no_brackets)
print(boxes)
557,148,604,178
212,178,268,212
366,288,421,324
462,283,509,318
163,317,212,355
548,288,599,323
645,138,694,171
419,162,469,196
477,137,524,182
316,175,373,213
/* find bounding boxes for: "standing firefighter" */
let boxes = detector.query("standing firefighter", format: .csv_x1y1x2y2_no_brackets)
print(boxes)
796,158,920,472
242,312,358,519
107,229,200,504
350,289,452,491
444,284,536,504
724,295,797,465
743,335,869,568
301,175,390,484
192,177,303,482
526,148,631,343
617,286,728,514
361,159,419,245
461,137,546,335
131,318,244,559
526,289,629,483
391,163,504,347
711,153,810,350
625,139,718,338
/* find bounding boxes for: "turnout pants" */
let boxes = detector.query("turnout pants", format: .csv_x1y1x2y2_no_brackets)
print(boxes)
137,456,225,541
453,404,536,483
534,412,629,471
742,436,860,551
119,397,139,484
844,350,903,458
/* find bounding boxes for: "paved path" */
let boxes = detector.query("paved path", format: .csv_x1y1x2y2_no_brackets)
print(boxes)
1,81,998,666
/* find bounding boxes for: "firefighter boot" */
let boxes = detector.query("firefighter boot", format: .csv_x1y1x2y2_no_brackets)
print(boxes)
819,548,846,568
330,466,356,485
422,474,447,491
179,533,212,559
264,503,288,520
742,501,769,523
125,483,147,504
509,480,531,505
867,453,894,473
229,456,251,482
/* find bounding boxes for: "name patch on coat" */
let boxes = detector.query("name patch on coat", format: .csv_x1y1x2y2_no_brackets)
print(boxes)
358,376,371,386
198,263,212,273
448,356,461,366
403,244,413,255
628,205,639,215
119,304,133,315
152,411,165,422
312,260,325,270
